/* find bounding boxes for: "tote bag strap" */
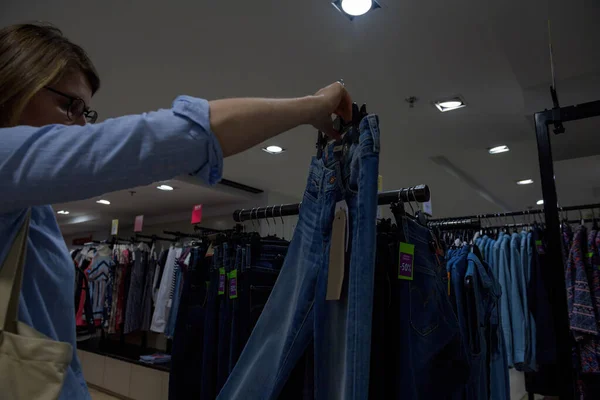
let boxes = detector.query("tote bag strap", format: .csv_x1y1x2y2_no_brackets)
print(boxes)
0,210,31,333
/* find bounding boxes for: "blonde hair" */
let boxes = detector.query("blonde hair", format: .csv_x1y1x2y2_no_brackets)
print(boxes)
0,23,100,127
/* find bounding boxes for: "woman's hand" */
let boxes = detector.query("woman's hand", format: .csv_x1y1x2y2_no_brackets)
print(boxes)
310,82,353,140
209,83,353,157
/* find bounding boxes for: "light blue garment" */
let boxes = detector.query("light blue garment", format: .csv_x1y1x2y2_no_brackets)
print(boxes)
509,233,527,368
218,115,380,400
526,232,537,370
0,96,223,399
486,239,495,269
497,233,513,367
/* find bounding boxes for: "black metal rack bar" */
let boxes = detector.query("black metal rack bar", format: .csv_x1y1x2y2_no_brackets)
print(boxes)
428,218,481,230
232,184,430,222
429,202,600,223
531,99,600,399
135,233,176,243
163,230,205,239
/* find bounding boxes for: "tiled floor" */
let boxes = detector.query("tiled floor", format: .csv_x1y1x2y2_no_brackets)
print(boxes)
89,387,121,400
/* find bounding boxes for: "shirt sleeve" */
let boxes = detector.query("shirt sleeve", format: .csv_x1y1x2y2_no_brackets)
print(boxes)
0,96,223,213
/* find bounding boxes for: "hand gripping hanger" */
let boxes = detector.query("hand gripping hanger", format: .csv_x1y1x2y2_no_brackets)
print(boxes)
316,101,369,159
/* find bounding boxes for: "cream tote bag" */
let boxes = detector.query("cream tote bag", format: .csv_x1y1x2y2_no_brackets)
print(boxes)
0,212,73,399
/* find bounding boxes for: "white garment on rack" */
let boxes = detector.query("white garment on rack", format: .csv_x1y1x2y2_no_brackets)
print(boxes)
150,246,182,333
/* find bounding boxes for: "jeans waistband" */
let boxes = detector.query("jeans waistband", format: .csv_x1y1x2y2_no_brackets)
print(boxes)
304,114,380,203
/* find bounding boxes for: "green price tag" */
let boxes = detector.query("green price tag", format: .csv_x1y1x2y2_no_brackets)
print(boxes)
229,270,238,299
398,242,415,281
218,267,226,295
535,240,545,255
587,252,594,259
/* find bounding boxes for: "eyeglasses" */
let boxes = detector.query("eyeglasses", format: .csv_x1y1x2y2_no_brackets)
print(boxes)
44,87,98,123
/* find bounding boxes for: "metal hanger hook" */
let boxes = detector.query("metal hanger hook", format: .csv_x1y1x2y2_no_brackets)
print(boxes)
407,187,415,215
239,209,245,232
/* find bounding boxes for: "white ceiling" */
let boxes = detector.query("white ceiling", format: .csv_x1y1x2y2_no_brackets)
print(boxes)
3,0,600,227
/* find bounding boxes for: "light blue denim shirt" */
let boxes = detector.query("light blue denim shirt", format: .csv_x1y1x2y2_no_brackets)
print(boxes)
509,232,527,368
0,96,223,399
496,233,513,366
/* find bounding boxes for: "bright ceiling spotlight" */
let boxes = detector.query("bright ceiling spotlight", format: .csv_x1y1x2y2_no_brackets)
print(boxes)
96,199,111,205
332,0,380,20
157,185,174,191
434,96,467,112
57,210,70,215
517,179,534,185
488,145,510,155
536,199,544,205
341,0,372,16
262,145,285,154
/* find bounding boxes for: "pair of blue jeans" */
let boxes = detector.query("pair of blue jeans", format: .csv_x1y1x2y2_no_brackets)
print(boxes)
389,217,469,399
169,246,208,399
216,243,233,393
200,246,221,400
217,114,380,400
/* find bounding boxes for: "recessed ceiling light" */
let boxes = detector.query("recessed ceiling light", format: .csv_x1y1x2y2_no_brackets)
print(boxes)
262,145,285,154
96,199,111,205
57,210,70,215
341,0,372,16
332,0,380,19
536,199,544,205
488,145,510,155
517,179,534,185
434,96,467,112
157,185,174,191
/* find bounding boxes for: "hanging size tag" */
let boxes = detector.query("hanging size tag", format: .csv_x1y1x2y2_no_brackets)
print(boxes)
191,204,203,224
398,242,415,280
206,243,214,257
229,270,238,299
218,267,226,295
326,208,347,300
535,240,545,255
134,215,144,232
335,200,349,251
111,219,119,235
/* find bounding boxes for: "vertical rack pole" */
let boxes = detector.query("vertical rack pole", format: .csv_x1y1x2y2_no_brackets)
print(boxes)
534,110,574,399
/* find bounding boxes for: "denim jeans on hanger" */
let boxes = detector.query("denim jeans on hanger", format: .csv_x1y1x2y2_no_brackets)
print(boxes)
216,242,233,393
393,217,469,400
217,114,380,400
169,246,208,399
229,245,242,372
200,246,221,400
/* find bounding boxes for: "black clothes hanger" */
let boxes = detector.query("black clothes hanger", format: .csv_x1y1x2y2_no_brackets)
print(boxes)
316,102,369,159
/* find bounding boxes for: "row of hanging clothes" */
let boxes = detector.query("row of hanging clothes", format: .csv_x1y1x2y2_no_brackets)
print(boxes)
167,225,292,399
560,209,600,399
224,190,507,400
70,229,219,342
71,236,162,340
430,204,600,400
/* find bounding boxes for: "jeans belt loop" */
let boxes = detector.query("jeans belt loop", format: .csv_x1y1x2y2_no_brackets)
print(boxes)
367,114,381,154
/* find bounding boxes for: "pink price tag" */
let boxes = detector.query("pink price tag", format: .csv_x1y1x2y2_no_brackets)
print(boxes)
134,215,144,232
191,204,203,224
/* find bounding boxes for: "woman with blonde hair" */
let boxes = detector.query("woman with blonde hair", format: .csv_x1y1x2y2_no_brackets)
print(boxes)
0,23,351,399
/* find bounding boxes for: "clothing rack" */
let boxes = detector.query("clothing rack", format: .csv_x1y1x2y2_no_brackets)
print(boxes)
428,218,481,230
135,233,176,243
429,202,600,223
532,98,600,399
232,184,430,222
163,230,206,240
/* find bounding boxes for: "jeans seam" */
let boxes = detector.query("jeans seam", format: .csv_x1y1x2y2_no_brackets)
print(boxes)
272,299,315,388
